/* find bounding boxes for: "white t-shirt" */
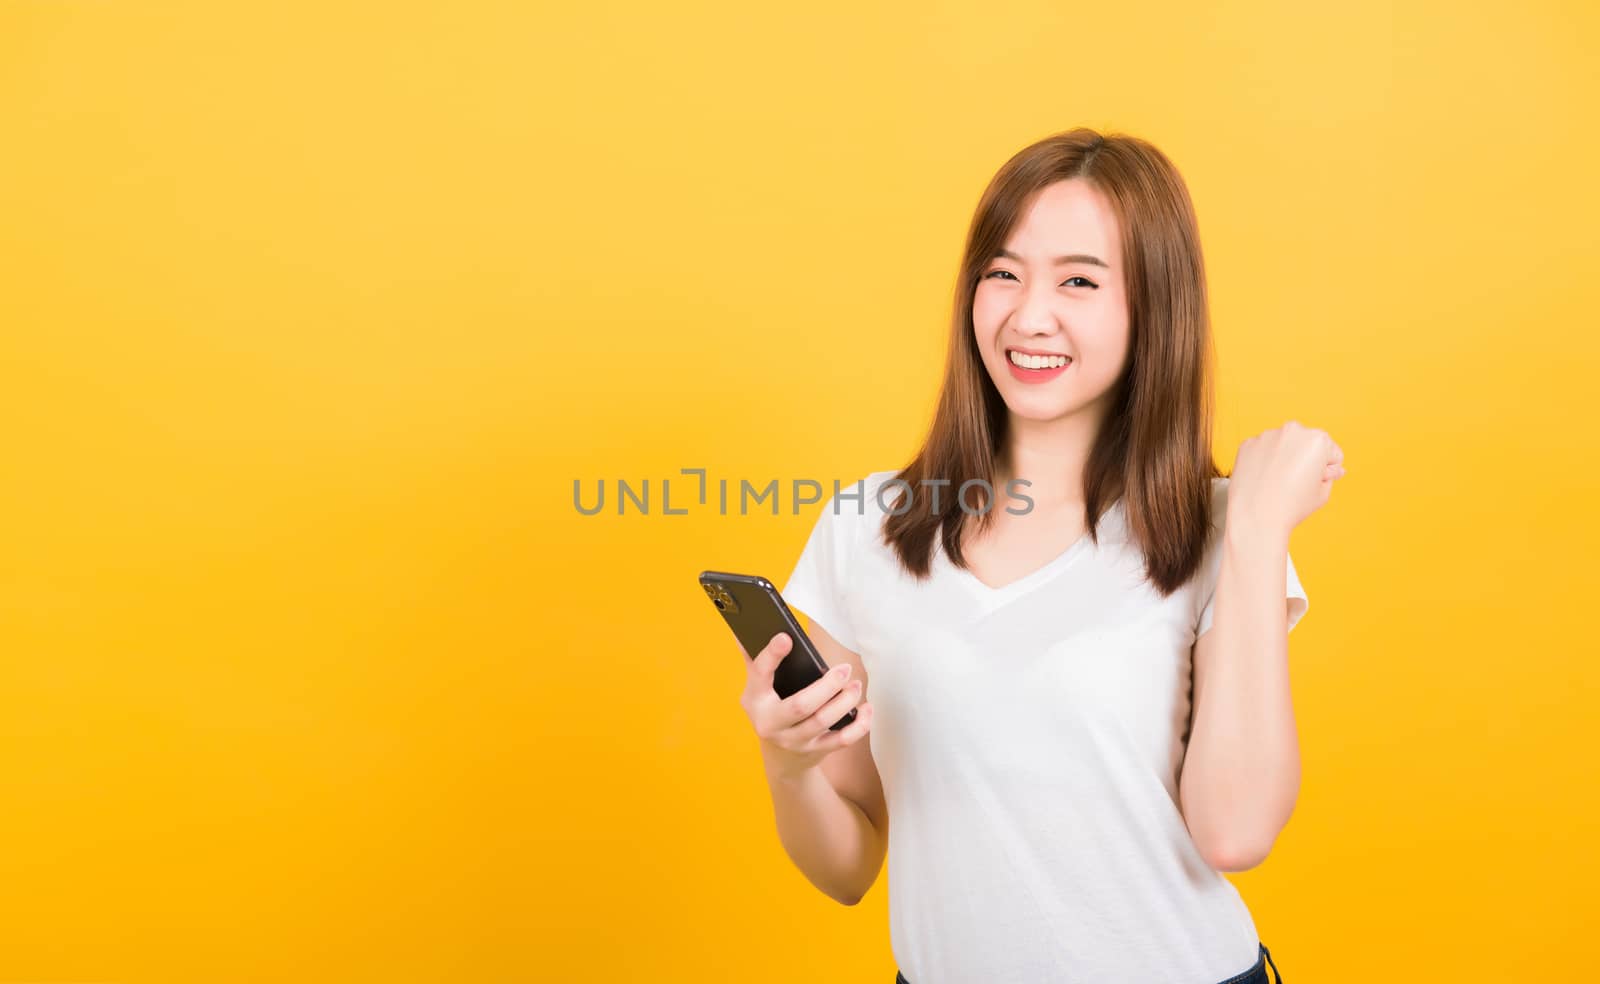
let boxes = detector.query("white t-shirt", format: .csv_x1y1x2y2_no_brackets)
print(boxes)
782,470,1307,984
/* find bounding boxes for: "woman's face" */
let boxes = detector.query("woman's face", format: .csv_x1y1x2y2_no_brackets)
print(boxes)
972,178,1131,427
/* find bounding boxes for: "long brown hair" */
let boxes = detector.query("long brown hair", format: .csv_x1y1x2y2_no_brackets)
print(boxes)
882,127,1221,596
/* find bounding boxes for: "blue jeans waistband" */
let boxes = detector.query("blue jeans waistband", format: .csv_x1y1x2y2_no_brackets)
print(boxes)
893,940,1283,984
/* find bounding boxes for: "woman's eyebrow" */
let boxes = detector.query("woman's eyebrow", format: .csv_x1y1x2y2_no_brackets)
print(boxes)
996,248,1109,268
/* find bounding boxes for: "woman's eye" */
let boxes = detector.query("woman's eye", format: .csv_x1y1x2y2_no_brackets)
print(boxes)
982,270,1098,289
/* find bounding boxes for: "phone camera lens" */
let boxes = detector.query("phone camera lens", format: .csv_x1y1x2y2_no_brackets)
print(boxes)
713,598,726,611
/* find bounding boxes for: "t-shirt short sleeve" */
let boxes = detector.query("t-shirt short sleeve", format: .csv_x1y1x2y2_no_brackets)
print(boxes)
1196,549,1309,638
781,484,866,654
1195,478,1310,639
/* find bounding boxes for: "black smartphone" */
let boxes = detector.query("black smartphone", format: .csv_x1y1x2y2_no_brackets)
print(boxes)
698,570,857,731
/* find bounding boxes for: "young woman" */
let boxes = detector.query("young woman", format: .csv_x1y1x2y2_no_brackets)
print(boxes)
736,127,1344,983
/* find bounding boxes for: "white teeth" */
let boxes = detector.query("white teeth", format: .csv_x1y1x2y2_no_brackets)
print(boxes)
1008,351,1070,369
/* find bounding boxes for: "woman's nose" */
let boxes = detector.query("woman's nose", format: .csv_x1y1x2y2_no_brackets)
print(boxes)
1017,288,1061,335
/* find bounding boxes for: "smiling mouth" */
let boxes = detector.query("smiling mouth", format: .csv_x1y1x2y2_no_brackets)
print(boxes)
1007,349,1072,370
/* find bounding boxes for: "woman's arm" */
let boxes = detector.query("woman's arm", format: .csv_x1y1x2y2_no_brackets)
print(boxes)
1179,420,1342,871
1178,517,1301,872
756,621,888,905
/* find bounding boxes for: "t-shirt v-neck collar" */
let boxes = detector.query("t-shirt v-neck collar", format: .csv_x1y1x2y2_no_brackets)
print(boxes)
934,531,1088,608
936,499,1125,615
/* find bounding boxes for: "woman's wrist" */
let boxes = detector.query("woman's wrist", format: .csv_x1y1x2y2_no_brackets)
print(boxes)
760,743,820,785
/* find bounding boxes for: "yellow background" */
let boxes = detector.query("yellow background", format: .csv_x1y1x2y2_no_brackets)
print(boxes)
2,1,1596,981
